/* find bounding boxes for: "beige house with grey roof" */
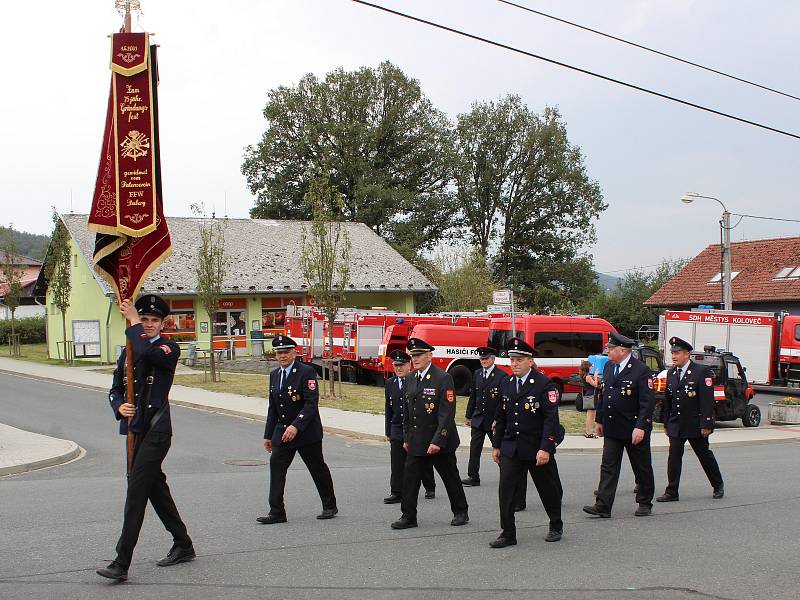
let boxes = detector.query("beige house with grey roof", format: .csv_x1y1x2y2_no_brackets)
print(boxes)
40,213,435,363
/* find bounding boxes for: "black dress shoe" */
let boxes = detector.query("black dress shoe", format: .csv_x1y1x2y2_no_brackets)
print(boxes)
157,545,196,567
513,504,526,512
545,529,563,542
461,477,480,486
317,507,338,520
634,504,652,517
391,515,418,529
256,514,287,524
425,489,436,500
582,504,611,518
96,561,128,581
383,493,402,504
633,484,640,494
450,512,469,526
713,486,724,499
656,493,679,503
489,535,517,548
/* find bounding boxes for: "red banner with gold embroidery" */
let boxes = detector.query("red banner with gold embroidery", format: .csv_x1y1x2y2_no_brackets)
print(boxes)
89,34,171,302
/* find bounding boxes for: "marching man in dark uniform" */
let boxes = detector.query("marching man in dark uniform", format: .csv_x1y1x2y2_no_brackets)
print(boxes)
490,337,563,547
258,335,338,524
462,346,505,487
391,337,469,529
97,296,194,582
657,336,724,502
584,331,656,518
384,349,435,503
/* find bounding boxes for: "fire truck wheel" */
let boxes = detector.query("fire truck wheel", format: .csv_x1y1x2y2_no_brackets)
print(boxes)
742,404,761,428
449,365,473,397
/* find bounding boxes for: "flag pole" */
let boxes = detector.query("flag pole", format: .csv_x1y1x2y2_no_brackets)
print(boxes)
120,0,136,475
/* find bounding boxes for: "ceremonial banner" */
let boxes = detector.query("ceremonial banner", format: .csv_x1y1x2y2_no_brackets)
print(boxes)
89,34,171,301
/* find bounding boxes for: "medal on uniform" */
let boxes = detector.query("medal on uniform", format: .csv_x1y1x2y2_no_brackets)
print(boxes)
524,403,530,410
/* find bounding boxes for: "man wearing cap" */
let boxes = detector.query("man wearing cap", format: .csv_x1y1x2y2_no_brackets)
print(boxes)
462,346,505,487
97,296,194,582
490,337,564,547
257,335,337,524
657,337,724,502
391,337,469,529
584,331,656,519
384,349,435,504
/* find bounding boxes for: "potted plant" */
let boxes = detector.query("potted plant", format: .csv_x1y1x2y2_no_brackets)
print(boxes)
768,396,800,425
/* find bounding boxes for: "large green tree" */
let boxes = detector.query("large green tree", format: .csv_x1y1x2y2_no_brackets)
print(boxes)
454,96,606,311
243,62,456,257
44,212,72,363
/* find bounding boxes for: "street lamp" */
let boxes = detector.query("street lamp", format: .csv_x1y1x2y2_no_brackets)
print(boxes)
681,192,732,311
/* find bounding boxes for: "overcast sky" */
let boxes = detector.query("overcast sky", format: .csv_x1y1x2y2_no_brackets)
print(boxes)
2,0,798,273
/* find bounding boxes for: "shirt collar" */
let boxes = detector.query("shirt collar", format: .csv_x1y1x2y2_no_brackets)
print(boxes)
616,352,632,372
517,369,531,383
283,360,295,375
484,365,494,377
148,335,160,345
417,363,432,380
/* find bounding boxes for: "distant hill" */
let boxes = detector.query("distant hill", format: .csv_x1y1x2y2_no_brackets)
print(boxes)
0,226,50,261
596,272,621,291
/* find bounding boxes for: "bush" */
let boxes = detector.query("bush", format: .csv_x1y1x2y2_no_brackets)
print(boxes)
776,396,800,406
0,316,47,344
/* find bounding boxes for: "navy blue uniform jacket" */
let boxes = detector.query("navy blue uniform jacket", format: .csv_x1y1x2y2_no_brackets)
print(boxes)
402,364,460,456
264,360,323,449
384,375,405,441
108,324,179,435
465,366,504,431
493,368,561,460
596,356,655,440
663,360,715,438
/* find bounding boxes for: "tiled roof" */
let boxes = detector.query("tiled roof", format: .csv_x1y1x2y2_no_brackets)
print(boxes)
60,214,436,296
645,236,800,307
0,250,41,266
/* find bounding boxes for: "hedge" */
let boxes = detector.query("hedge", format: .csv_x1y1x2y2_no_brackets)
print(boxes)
0,316,47,344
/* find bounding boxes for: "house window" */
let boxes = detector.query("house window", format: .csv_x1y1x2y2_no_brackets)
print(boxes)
707,272,739,284
773,267,800,280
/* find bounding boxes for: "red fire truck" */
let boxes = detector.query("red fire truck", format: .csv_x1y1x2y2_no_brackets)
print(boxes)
659,308,800,387
284,307,501,388
487,314,618,400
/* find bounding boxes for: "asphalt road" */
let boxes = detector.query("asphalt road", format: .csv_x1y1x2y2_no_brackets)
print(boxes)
1,371,799,600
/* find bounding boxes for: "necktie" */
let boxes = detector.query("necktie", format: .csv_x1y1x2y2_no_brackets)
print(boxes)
280,368,288,389
516,377,522,392
678,367,685,381
613,363,620,380
483,370,488,380
398,378,403,391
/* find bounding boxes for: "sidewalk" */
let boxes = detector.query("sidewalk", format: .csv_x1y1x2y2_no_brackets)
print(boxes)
0,423,82,477
2,356,800,455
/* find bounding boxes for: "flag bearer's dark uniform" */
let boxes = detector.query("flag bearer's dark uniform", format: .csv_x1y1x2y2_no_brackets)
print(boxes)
101,295,193,579
384,350,435,503
492,338,563,545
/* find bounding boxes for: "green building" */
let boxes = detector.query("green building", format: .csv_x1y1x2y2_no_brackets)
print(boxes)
39,214,436,363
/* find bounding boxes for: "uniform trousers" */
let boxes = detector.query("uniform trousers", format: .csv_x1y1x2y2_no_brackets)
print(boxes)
498,454,562,538
390,439,435,494
596,435,655,512
116,431,191,567
401,452,468,519
268,441,336,516
468,428,528,505
665,435,723,495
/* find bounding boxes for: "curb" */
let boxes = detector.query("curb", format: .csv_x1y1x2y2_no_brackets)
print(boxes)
0,441,83,478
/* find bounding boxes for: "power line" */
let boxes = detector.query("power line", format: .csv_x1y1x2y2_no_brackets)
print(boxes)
601,261,684,274
496,0,800,103
732,212,800,224
349,0,800,141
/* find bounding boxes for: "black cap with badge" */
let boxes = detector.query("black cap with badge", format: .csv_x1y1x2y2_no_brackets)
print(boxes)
135,295,170,318
669,336,693,352
272,334,298,351
476,346,498,358
389,350,412,365
506,337,535,357
607,331,635,349
406,337,435,355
